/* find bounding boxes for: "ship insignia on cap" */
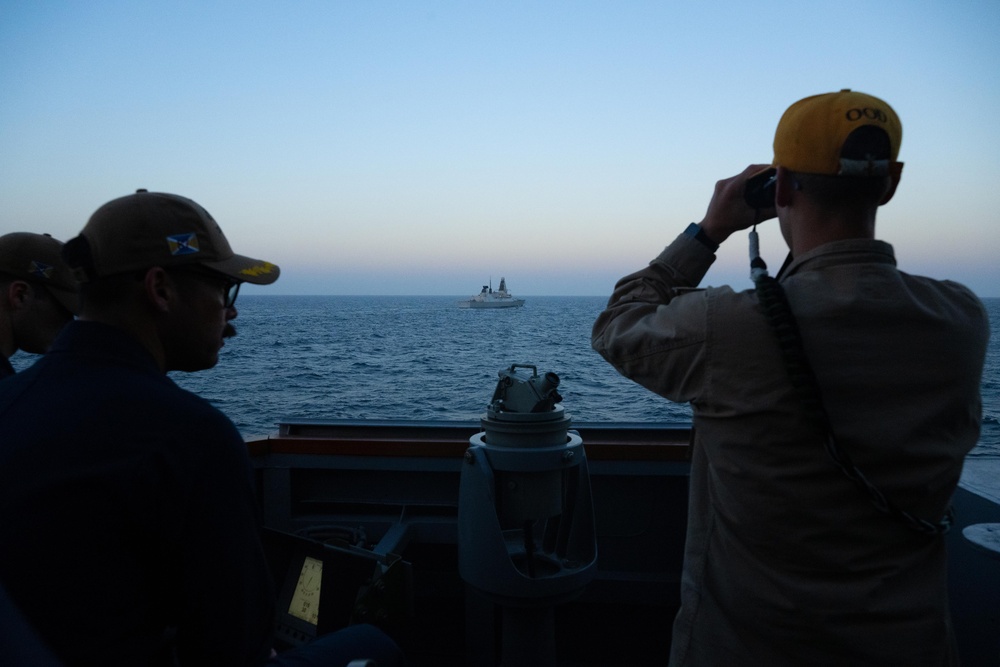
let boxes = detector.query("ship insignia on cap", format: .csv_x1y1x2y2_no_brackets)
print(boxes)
29,261,54,280
167,233,200,256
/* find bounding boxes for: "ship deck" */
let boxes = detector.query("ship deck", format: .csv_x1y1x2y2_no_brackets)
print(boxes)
246,420,1000,666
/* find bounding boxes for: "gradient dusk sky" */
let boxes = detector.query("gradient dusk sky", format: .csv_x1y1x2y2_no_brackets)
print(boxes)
2,1,998,297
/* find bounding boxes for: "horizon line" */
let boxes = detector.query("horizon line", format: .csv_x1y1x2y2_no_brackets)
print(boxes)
239,292,1000,300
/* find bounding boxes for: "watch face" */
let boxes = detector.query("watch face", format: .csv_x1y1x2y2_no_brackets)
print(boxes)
685,223,717,251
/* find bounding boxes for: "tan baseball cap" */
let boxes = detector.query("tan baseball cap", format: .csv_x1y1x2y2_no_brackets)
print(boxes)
0,232,80,314
64,190,280,285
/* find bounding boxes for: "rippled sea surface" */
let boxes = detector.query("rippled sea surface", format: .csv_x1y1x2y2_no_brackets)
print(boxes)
171,295,689,434
161,295,1000,457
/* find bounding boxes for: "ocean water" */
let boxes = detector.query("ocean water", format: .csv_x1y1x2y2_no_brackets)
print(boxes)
10,295,998,455
163,294,999,456
170,295,690,434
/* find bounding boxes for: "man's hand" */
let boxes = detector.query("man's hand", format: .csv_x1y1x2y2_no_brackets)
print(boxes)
697,164,777,246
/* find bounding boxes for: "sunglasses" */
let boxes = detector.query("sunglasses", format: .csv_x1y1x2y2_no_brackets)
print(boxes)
222,279,240,309
170,267,241,308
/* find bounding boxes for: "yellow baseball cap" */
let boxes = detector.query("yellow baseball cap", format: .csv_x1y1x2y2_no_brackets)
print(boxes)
773,89,902,176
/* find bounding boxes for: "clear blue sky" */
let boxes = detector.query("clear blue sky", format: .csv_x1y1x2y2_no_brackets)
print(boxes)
2,1,998,297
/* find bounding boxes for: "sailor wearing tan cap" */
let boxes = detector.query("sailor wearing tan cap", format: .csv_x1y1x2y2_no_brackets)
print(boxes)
0,232,79,379
593,91,988,666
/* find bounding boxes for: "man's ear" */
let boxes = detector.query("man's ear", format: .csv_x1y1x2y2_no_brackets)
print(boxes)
774,166,796,208
880,162,903,205
141,267,174,313
6,280,30,309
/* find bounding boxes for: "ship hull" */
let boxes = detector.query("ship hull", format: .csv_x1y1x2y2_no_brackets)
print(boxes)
457,299,525,308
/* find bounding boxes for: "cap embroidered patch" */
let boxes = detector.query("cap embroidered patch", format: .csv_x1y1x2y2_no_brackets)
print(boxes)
29,260,54,280
167,233,200,256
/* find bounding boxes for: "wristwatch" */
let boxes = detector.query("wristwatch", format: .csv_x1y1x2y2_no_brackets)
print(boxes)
684,222,719,253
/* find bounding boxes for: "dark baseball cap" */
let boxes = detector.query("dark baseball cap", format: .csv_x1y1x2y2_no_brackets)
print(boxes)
64,190,280,285
0,232,80,314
